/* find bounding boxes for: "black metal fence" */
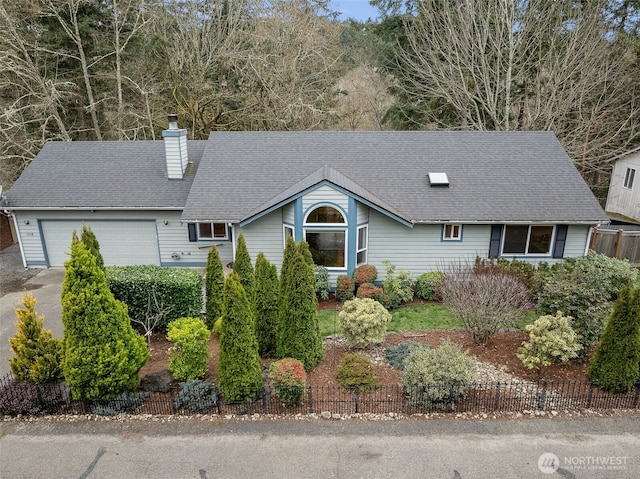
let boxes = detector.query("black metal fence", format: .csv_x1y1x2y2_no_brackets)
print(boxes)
2,373,639,417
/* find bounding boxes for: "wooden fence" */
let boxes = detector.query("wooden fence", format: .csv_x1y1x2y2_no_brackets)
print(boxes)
590,226,640,266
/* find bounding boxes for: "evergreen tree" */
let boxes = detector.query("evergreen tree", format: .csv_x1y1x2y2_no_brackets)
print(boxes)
233,232,254,298
81,225,104,271
253,252,279,358
61,234,149,401
218,273,263,402
277,242,323,371
588,285,640,393
8,293,63,383
205,245,225,329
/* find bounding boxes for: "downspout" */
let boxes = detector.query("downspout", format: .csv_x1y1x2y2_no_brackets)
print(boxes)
8,211,27,268
585,226,593,256
230,223,236,264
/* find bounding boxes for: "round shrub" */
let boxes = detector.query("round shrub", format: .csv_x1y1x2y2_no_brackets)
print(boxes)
336,354,380,390
353,264,378,285
269,358,307,407
415,271,445,301
172,380,218,413
401,340,476,410
167,317,211,381
338,298,392,349
356,283,385,304
516,311,582,371
335,275,355,303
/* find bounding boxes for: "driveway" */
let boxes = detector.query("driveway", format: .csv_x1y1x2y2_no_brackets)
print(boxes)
0,244,64,378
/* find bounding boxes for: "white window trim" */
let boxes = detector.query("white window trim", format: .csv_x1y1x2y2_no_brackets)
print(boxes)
198,222,229,241
623,167,636,189
442,223,462,241
356,225,368,265
501,225,555,256
283,224,294,244
303,204,348,270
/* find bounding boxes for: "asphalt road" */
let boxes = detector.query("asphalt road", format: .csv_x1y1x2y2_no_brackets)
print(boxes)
2,417,640,479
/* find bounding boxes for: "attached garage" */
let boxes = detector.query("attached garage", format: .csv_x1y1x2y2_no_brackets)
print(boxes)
40,220,160,267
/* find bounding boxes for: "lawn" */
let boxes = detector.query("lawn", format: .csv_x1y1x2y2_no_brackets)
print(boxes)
318,304,538,338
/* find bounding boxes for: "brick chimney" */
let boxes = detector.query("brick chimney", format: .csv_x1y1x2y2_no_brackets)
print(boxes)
162,114,188,179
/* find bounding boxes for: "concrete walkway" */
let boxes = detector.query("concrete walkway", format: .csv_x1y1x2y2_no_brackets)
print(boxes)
0,267,65,378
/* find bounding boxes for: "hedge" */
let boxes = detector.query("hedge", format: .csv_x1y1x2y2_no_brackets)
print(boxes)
107,266,202,332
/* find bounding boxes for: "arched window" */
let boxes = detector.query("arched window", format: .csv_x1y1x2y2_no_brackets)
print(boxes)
304,205,346,268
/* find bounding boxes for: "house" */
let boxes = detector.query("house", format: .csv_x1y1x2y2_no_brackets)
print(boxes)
3,117,608,285
605,149,640,224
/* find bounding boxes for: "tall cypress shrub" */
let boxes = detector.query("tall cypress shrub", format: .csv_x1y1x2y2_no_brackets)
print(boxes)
218,273,263,402
233,233,254,299
253,252,279,358
81,225,105,272
61,234,149,401
205,245,225,329
588,285,640,393
277,242,323,371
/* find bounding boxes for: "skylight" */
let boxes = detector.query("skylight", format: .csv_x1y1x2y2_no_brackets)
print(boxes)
428,172,449,187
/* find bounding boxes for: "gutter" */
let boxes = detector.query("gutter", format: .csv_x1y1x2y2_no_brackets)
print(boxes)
5,211,27,268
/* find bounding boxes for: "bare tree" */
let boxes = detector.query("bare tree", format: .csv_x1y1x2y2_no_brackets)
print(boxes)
130,290,172,349
398,0,640,193
441,262,532,346
233,0,344,130
0,2,74,187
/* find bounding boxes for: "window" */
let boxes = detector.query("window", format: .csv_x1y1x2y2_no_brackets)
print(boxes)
283,224,294,244
304,205,347,268
356,225,368,265
198,222,228,240
502,225,554,255
624,167,636,189
442,224,462,241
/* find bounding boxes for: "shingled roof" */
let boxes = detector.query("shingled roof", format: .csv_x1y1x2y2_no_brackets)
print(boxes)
6,131,607,225
6,140,207,209
181,131,607,225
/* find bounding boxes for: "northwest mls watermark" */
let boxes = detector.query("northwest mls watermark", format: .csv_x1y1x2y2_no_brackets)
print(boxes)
538,452,629,474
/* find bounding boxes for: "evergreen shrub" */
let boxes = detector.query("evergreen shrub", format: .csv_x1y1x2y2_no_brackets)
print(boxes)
338,298,391,349
218,273,263,402
385,342,432,371
415,272,445,301
382,260,414,309
62,236,149,402
107,265,202,332
335,275,354,302
173,380,218,413
205,246,225,329
588,285,640,393
353,264,378,285
315,266,330,300
401,340,476,410
9,293,63,383
516,312,582,370
269,358,307,407
89,391,148,416
336,354,380,390
254,253,279,358
167,317,211,381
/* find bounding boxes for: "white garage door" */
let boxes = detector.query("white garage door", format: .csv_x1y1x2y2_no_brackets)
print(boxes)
41,220,160,267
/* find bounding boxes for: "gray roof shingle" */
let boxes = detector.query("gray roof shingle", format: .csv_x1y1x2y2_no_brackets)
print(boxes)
6,140,207,209
181,131,607,224
6,131,607,225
